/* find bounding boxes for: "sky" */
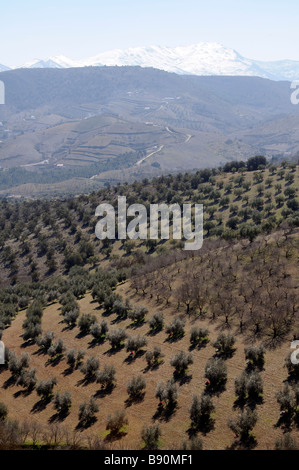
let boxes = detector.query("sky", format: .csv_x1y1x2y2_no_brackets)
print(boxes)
1,0,299,66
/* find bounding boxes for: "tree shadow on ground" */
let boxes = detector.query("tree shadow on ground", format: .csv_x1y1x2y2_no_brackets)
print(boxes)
187,418,215,437
204,382,227,397
152,404,178,423
164,335,184,344
31,396,52,414
93,384,115,399
76,375,97,387
20,340,35,349
123,350,145,364
126,322,145,330
13,387,34,398
75,417,97,431
61,324,76,333
75,331,90,339
233,396,263,410
275,413,293,431
172,372,192,386
125,392,145,408
143,361,164,374
49,409,70,424
146,328,162,337
226,435,257,450
45,355,64,367
88,338,105,349
189,341,209,352
2,376,17,389
213,350,236,360
62,366,76,377
111,316,127,325
33,348,49,357
104,346,124,357
104,430,127,443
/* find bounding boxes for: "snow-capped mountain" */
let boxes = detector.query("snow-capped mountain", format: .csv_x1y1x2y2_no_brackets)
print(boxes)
1,43,299,80
15,55,83,69
81,43,271,78
0,64,11,72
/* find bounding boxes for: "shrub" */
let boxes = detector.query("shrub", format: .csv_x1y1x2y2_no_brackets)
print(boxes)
0,403,8,422
166,318,185,339
127,375,146,399
244,345,265,369
181,436,203,450
190,327,209,346
155,380,178,409
170,351,193,376
53,391,72,415
126,335,147,354
205,357,227,389
36,377,57,399
128,306,148,324
60,292,76,306
235,370,263,401
107,329,127,349
66,348,85,369
285,353,299,380
63,309,79,327
141,424,161,450
22,322,42,342
148,312,164,331
234,371,248,400
96,365,116,390
22,302,43,342
80,356,100,381
8,353,30,379
276,384,295,416
90,320,109,342
275,433,298,450
228,408,258,441
190,393,215,426
48,339,65,358
106,410,128,434
78,313,97,335
213,333,235,356
112,298,131,319
145,346,164,367
16,368,37,390
246,371,263,399
78,397,99,427
61,299,80,317
37,331,54,352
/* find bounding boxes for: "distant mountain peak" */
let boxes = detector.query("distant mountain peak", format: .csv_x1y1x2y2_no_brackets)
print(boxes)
14,55,83,69
2,43,299,80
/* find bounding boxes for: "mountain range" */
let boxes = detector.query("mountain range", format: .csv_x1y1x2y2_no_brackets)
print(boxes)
1,43,299,81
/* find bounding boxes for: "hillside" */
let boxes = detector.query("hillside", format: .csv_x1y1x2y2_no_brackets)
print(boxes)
0,158,297,286
0,161,298,450
0,68,299,196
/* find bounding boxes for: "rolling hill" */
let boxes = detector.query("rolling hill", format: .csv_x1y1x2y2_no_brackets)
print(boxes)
0,161,298,450
0,67,298,196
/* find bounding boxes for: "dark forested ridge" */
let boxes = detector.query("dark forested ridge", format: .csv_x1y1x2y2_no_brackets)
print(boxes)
0,66,297,113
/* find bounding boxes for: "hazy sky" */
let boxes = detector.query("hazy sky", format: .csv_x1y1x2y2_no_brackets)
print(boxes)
1,0,299,66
